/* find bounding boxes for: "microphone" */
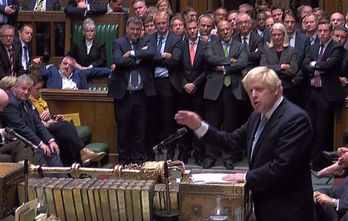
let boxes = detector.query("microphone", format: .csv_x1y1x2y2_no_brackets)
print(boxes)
153,127,187,153
5,127,38,150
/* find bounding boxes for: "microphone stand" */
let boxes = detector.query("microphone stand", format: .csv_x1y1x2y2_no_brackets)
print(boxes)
153,144,179,221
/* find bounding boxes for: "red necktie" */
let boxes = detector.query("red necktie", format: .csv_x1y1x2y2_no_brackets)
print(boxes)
8,47,14,76
190,41,195,66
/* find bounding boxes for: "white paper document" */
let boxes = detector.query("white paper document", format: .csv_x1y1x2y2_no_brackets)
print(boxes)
190,173,236,184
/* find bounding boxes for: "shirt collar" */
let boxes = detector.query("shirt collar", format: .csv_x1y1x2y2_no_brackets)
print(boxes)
157,30,169,40
241,32,251,40
58,70,73,80
263,96,283,120
188,37,198,45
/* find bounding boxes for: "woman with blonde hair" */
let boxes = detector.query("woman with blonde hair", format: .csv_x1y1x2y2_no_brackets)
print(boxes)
260,22,298,102
0,76,16,93
156,0,172,17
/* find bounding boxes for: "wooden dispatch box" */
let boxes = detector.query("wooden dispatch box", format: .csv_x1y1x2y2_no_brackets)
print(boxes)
0,162,24,219
179,169,249,221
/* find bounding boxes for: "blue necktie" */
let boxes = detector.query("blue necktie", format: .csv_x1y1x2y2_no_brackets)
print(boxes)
157,36,163,55
251,115,268,159
130,43,139,89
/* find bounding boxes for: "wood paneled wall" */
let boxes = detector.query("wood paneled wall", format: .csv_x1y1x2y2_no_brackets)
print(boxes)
41,89,118,163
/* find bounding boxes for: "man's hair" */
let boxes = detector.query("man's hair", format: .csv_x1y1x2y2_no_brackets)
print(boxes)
269,22,289,47
16,74,33,86
305,13,319,23
313,7,326,18
132,0,145,6
242,66,283,94
185,18,198,27
143,15,154,24
154,11,169,23
146,6,158,15
126,16,143,27
198,13,214,24
333,25,348,33
183,6,196,16
284,9,297,22
19,24,33,33
83,18,96,31
61,56,76,66
0,24,15,35
271,5,283,12
318,19,332,31
170,15,184,28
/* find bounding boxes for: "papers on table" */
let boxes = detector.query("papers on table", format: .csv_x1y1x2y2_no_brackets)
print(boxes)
190,173,237,184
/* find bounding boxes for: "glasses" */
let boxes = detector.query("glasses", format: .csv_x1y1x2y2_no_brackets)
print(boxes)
237,21,251,25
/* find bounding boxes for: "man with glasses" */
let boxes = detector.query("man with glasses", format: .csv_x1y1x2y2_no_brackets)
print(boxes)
203,20,247,169
0,24,25,79
331,25,348,88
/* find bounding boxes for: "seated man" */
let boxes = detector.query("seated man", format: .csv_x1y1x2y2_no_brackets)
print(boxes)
314,153,348,221
40,56,111,89
0,75,63,167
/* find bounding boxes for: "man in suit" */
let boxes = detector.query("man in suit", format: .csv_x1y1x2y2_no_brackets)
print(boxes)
303,19,345,171
203,20,247,169
332,25,348,88
65,0,107,18
40,56,111,89
67,18,107,69
146,11,183,160
0,24,25,80
108,16,155,165
305,13,319,45
13,24,40,74
177,18,206,164
314,155,348,221
0,0,19,26
198,13,218,42
0,75,64,167
175,66,314,221
271,5,283,23
314,176,348,221
106,0,127,14
22,0,60,11
132,0,147,19
22,0,61,58
284,10,310,108
233,12,263,160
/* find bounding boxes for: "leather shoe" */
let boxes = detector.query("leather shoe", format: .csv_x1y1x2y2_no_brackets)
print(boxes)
80,147,106,166
223,160,235,170
323,151,339,162
203,159,215,169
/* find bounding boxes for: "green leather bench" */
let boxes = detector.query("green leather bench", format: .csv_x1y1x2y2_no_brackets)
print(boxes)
72,23,118,68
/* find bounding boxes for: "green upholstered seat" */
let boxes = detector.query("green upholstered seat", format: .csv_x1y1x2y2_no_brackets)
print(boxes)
87,142,109,153
0,154,12,162
72,23,119,68
76,125,91,144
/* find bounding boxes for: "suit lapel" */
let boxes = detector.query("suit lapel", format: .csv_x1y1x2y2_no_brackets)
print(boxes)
249,100,285,165
193,39,203,66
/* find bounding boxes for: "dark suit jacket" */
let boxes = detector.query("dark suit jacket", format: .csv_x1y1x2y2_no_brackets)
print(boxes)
0,92,53,146
233,31,263,73
201,98,314,221
181,38,207,92
0,43,25,79
203,38,248,101
302,40,346,102
340,49,348,78
292,31,310,85
67,39,107,67
318,176,348,217
108,35,155,99
40,65,111,89
260,46,298,88
13,36,32,73
64,0,107,18
0,0,19,25
146,31,183,92
22,0,60,11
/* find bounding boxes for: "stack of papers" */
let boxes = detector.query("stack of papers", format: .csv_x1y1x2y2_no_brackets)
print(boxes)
190,173,236,184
